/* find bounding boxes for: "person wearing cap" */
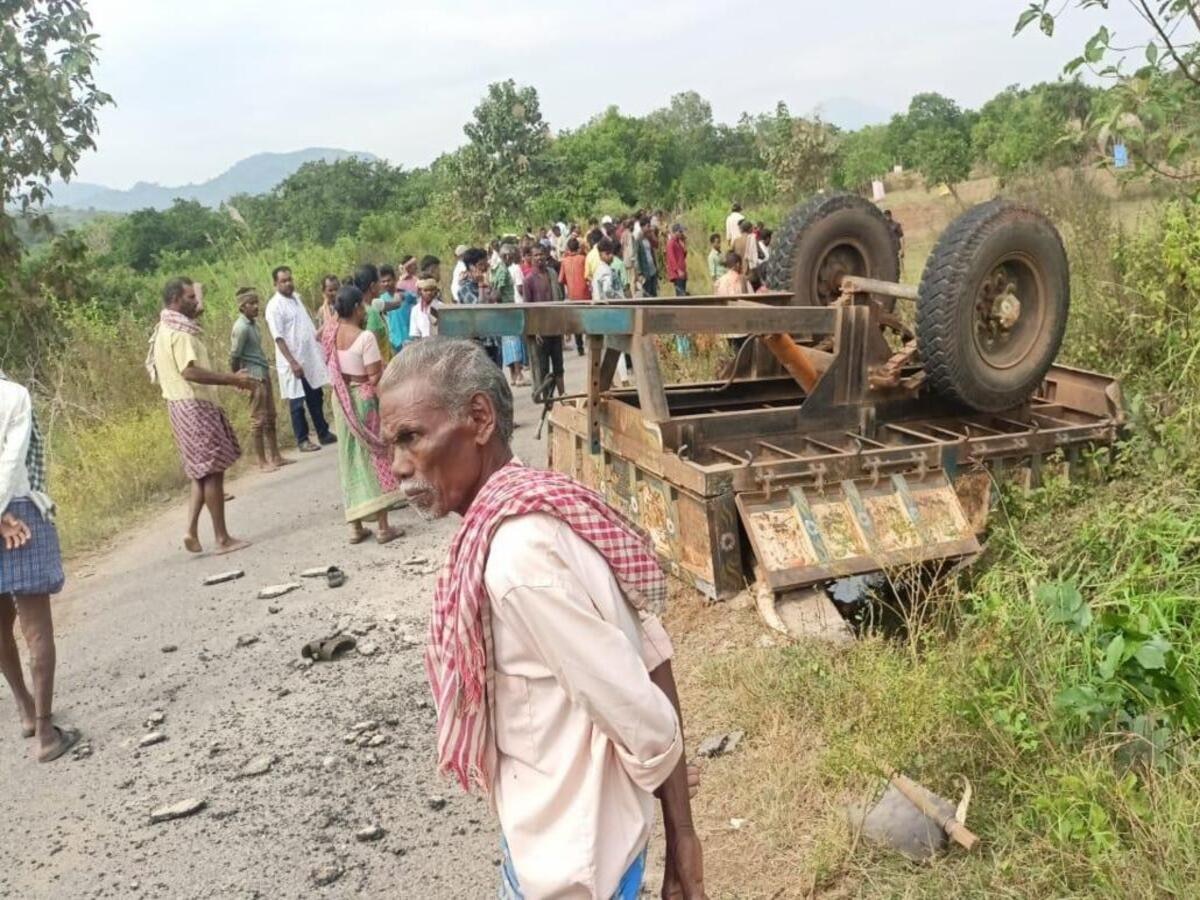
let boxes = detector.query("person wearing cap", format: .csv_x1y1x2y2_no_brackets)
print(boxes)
666,224,689,297
450,244,469,303
230,288,291,472
409,278,442,340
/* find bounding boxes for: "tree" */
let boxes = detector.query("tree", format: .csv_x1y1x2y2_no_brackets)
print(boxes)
1,0,112,367
1,1,112,239
106,199,236,272
230,157,416,246
889,93,975,196
447,80,551,230
835,125,892,191
647,91,718,170
757,103,840,197
545,107,683,214
1016,0,1200,180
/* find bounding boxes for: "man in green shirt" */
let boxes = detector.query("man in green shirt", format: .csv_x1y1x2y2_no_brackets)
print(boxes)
230,288,290,471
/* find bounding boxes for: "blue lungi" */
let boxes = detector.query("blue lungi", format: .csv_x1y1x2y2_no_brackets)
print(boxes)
0,498,65,596
501,335,527,367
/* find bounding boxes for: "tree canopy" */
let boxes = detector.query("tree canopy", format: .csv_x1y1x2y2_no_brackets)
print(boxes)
0,0,111,264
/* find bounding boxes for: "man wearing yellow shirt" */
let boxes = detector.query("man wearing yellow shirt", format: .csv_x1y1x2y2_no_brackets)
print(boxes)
152,277,255,556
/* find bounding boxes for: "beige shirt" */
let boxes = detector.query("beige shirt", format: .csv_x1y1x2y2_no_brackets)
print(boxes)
484,512,681,899
153,327,218,403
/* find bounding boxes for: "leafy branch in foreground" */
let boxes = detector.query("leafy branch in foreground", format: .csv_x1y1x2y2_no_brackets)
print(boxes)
1016,0,1200,180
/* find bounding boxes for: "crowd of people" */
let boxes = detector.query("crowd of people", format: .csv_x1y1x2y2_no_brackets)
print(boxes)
0,204,812,896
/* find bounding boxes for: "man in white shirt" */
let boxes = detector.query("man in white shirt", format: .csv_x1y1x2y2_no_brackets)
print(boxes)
263,265,335,453
379,339,706,900
591,237,622,300
408,278,441,339
725,203,745,247
450,244,469,303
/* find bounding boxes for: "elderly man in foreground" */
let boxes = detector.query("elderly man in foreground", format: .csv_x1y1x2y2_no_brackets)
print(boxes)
380,338,706,900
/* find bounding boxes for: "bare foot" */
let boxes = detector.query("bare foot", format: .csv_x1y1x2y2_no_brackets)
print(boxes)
376,527,405,545
184,534,203,553
271,457,296,468
349,526,373,545
212,537,252,556
259,462,280,473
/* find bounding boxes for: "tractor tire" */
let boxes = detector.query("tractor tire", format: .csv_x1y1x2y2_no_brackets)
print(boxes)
915,200,1069,412
763,192,900,310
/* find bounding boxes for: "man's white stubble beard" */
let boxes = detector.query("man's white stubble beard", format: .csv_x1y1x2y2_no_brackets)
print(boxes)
400,478,445,520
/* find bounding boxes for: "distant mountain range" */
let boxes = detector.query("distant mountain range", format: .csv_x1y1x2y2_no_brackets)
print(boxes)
44,148,377,213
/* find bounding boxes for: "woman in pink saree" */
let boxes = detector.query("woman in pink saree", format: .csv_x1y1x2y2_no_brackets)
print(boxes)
321,284,405,544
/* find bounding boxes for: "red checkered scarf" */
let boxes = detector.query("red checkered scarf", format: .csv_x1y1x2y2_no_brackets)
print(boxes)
426,460,666,795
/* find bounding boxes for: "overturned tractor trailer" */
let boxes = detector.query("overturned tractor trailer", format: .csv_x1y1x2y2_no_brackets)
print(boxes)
435,195,1124,635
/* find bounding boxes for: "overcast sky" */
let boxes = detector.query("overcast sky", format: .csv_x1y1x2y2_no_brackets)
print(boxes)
74,0,1152,188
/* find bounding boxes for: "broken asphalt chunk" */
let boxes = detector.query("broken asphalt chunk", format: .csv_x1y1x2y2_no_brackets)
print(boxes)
257,582,301,600
202,570,244,586
149,797,206,824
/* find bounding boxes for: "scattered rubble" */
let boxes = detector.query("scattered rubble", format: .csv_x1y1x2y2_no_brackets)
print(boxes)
239,755,274,778
139,732,167,748
356,825,385,842
696,730,745,759
149,798,206,824
202,570,244,586
257,582,301,600
310,864,343,887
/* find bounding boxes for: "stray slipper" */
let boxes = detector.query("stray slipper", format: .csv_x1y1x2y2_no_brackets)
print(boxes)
38,725,81,763
300,635,356,662
326,567,347,589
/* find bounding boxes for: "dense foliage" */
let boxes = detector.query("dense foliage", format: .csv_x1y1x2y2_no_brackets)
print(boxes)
1,0,111,358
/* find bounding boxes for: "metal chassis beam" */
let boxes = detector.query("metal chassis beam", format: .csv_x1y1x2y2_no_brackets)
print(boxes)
434,302,840,338
435,300,872,426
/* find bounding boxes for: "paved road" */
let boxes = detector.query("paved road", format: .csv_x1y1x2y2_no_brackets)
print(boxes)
1,352,590,899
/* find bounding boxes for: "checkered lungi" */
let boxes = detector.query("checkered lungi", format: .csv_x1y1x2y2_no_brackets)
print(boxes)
166,398,241,481
0,499,65,596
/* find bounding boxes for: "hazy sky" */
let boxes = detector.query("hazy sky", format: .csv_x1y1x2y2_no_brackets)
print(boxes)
74,0,1152,188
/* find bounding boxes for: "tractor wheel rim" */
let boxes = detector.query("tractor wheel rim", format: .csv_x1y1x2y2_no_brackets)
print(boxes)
812,240,868,306
971,252,1047,371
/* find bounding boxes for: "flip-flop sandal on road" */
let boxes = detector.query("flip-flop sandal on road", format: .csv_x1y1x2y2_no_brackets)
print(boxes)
38,725,81,763
300,634,357,662
349,527,373,545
